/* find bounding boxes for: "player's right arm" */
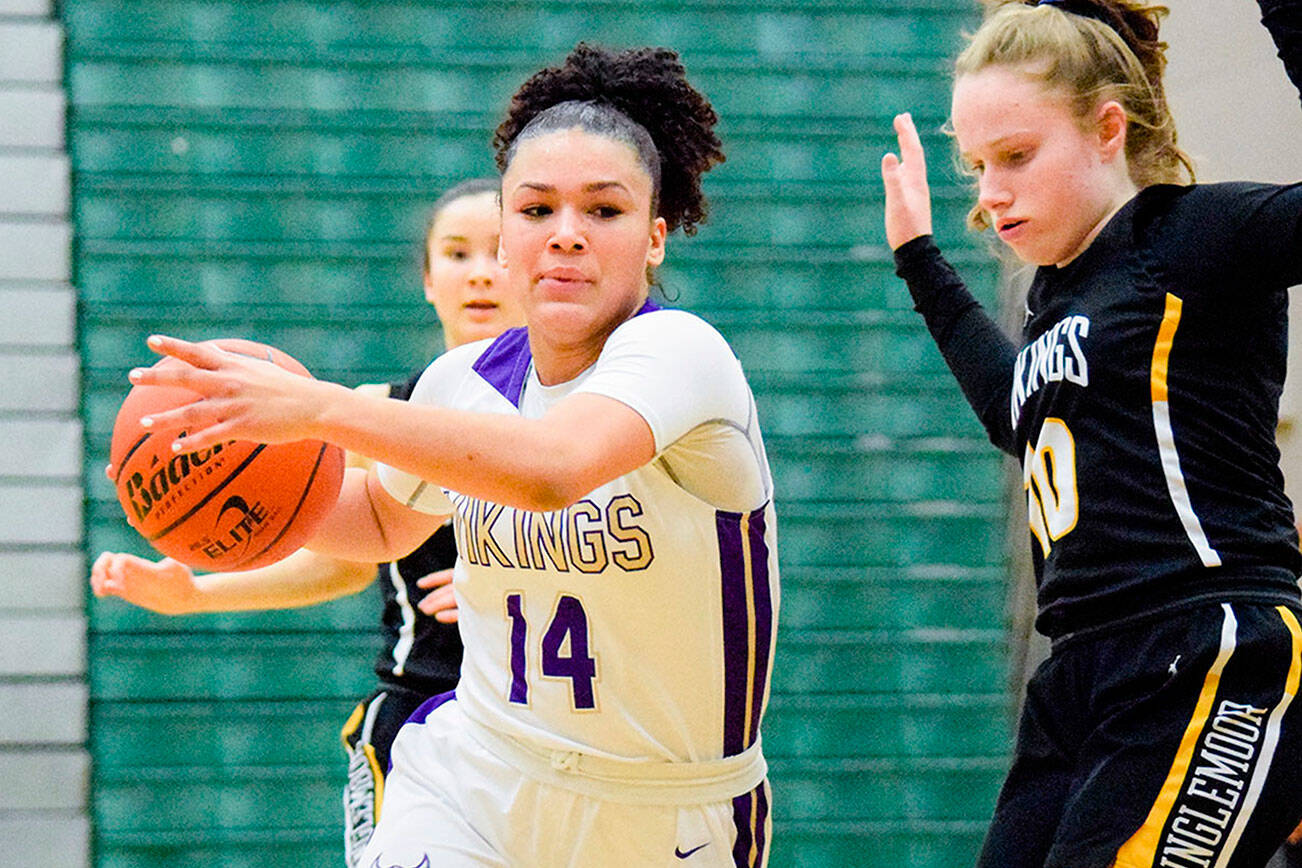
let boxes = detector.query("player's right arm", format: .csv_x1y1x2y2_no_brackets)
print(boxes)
881,112,1020,454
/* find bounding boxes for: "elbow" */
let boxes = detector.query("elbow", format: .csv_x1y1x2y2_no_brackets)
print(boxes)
512,475,590,513
507,452,598,512
338,559,379,596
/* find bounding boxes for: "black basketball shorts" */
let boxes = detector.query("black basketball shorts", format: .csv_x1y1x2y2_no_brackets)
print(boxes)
340,686,433,868
978,601,1302,868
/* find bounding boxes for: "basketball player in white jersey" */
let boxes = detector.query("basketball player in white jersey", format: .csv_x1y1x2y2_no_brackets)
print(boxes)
122,43,780,867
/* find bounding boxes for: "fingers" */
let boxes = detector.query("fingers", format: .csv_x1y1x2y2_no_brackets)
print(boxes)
893,112,926,172
146,334,226,369
139,403,235,453
129,359,232,396
417,584,458,620
90,551,114,597
416,568,454,589
416,569,458,621
881,151,902,193
90,550,139,598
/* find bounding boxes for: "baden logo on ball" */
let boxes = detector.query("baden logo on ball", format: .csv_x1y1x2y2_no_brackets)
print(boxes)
109,338,345,571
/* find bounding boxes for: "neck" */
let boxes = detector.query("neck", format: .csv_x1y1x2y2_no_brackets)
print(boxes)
1055,182,1139,268
443,328,463,352
529,291,648,385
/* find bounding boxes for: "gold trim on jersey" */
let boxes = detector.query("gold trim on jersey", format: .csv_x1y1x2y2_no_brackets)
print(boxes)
1115,604,1238,867
1149,292,1222,568
741,510,758,749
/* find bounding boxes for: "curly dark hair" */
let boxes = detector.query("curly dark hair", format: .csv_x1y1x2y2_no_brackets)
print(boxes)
493,43,725,236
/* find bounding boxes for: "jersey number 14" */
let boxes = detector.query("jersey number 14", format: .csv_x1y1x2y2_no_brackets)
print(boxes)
505,592,598,710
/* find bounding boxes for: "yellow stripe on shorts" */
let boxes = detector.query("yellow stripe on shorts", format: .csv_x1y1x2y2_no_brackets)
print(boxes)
340,700,367,749
1114,604,1238,868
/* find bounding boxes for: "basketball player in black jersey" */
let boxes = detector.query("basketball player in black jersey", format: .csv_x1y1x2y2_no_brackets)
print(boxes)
90,178,523,866
881,1,1302,866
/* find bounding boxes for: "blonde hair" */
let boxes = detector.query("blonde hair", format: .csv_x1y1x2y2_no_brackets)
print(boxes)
956,0,1194,230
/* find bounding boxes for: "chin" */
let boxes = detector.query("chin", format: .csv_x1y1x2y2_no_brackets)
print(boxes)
528,300,595,336
1001,239,1059,268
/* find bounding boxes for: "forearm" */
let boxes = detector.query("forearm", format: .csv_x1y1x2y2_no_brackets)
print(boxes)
312,389,638,511
189,547,375,612
895,235,1019,453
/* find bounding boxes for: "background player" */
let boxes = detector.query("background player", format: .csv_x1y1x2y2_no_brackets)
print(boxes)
112,43,779,867
880,0,1302,865
89,177,522,866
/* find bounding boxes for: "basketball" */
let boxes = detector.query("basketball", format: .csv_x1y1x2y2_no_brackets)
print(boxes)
108,338,346,571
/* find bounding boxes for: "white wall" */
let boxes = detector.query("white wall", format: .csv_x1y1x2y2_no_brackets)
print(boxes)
1165,0,1302,184
0,0,89,864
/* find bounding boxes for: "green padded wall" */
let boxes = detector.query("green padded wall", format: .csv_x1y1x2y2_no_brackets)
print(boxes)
68,1,1011,865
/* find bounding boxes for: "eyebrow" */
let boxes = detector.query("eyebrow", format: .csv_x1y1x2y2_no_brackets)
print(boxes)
961,132,1034,160
517,181,631,194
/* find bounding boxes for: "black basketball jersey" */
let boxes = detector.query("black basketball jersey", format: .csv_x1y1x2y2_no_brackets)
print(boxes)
898,180,1302,639
371,372,463,694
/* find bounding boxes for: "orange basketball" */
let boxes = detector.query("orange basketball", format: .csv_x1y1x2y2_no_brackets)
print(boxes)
109,338,345,571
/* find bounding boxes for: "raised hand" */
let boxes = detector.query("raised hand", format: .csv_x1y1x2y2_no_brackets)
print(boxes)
416,568,459,623
129,335,343,452
90,551,202,615
880,112,935,250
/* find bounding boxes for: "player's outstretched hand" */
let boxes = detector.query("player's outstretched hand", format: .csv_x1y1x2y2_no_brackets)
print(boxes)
90,551,201,615
881,112,934,250
130,335,343,452
416,568,459,623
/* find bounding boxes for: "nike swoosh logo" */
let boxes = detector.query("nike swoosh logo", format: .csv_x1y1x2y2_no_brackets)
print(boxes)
675,843,709,858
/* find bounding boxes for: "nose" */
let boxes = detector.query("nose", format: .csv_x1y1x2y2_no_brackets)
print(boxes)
468,253,496,287
977,168,1012,216
549,208,586,253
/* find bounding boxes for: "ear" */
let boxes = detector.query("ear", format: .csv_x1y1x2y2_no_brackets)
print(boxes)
646,217,668,268
497,239,508,268
422,267,436,303
1095,99,1128,162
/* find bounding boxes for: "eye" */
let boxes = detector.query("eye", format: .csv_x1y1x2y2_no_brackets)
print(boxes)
445,249,468,261
521,204,552,218
1004,148,1033,167
592,205,623,219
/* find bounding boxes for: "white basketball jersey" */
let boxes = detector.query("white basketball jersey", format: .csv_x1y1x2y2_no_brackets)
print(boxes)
378,302,780,765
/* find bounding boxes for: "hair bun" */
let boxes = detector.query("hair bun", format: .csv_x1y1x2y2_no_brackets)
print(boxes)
495,43,725,235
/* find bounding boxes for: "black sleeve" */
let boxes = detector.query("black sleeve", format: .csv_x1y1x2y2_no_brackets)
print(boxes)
389,369,424,402
894,236,1019,455
1261,0,1302,103
1196,182,1302,292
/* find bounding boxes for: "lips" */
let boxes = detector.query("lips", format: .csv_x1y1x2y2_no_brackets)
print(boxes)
997,218,1027,237
538,267,590,284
